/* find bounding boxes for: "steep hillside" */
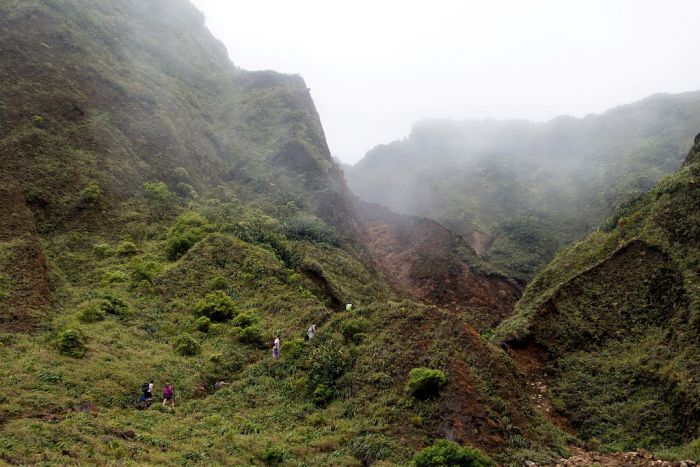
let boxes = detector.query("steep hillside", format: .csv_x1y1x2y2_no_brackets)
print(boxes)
0,0,360,329
355,201,521,329
0,1,569,465
347,93,700,281
495,134,700,459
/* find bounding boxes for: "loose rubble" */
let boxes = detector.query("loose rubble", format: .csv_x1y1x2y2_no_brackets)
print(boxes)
523,448,697,467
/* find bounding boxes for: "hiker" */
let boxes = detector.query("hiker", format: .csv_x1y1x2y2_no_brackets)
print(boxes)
272,336,280,359
306,324,317,340
213,380,230,390
140,380,153,404
162,383,175,407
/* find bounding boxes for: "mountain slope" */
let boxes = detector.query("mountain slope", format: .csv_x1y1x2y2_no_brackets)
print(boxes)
495,134,700,457
346,93,700,281
0,1,567,465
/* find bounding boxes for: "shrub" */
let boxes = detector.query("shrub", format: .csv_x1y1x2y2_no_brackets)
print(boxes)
341,318,370,343
238,325,265,348
143,181,176,219
208,276,228,291
368,372,393,389
172,167,191,182
308,339,351,390
92,243,113,258
165,212,210,260
412,440,494,467
194,291,238,322
102,270,128,284
232,312,257,328
262,446,287,465
116,241,138,256
77,305,106,323
349,434,395,463
312,384,334,407
405,368,446,399
283,215,342,245
129,259,161,284
100,293,128,318
174,334,200,356
196,316,211,333
281,338,305,361
57,329,87,358
79,182,101,207
174,182,195,198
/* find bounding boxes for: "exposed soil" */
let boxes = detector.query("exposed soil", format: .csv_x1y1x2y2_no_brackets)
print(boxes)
508,341,573,432
355,201,521,328
0,162,51,331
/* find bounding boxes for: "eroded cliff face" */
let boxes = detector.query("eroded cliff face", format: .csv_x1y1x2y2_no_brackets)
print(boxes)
355,201,521,328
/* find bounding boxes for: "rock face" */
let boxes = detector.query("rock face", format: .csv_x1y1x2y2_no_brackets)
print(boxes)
355,201,521,328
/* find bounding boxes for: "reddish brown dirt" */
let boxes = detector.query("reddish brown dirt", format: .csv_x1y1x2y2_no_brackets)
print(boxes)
372,306,536,458
355,201,521,327
509,341,573,433
0,162,51,332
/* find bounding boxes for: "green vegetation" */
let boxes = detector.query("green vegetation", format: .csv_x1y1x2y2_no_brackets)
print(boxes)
56,329,87,358
495,136,700,458
165,212,211,260
340,317,370,343
412,440,494,467
348,95,700,280
194,291,239,322
0,0,671,464
174,334,201,356
405,368,446,399
79,182,101,207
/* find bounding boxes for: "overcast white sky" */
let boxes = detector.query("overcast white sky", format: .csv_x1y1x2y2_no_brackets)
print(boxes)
190,0,700,164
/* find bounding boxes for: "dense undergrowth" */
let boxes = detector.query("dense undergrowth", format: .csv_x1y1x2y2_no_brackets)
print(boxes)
495,137,700,460
0,190,570,465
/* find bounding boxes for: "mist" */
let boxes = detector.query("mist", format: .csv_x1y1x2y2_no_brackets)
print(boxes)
190,0,700,164
346,91,700,280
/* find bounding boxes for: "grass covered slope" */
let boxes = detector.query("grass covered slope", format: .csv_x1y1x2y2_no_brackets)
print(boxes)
0,0,360,328
0,0,569,465
0,197,570,465
347,93,700,281
495,134,700,457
